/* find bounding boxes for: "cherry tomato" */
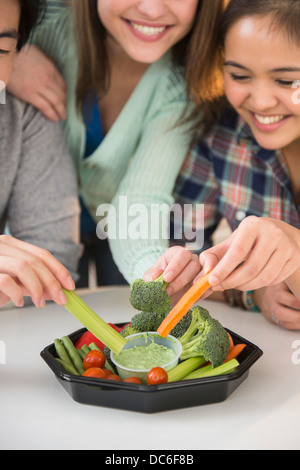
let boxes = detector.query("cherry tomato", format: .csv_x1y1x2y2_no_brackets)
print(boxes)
83,367,107,379
147,367,168,385
83,350,106,370
102,368,113,378
106,374,122,381
123,377,143,384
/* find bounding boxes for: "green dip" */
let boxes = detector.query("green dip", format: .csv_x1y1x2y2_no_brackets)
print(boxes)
115,342,176,370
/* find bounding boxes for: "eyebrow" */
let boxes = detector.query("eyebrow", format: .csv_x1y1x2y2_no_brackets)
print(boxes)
224,61,300,73
0,29,19,40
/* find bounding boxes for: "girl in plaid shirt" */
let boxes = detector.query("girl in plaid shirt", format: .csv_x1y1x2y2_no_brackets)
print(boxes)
146,0,300,330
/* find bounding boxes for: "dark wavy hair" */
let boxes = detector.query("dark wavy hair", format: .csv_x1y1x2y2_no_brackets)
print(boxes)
17,0,42,50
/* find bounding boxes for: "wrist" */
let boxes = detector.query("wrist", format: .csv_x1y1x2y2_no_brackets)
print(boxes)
242,290,261,312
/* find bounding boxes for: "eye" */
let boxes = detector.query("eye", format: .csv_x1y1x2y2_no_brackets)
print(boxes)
276,79,297,87
230,73,251,82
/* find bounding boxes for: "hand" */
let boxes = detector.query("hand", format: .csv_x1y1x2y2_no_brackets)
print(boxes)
0,235,75,308
255,283,300,330
8,45,67,122
198,217,300,292
144,246,201,297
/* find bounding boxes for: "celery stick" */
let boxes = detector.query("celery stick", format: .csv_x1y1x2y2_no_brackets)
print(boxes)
62,289,126,355
184,359,239,380
167,357,207,382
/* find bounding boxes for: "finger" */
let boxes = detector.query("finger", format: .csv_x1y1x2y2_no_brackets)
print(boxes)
39,85,67,120
275,289,300,311
166,254,200,296
233,250,298,292
206,232,255,287
0,236,75,291
197,252,220,281
144,266,164,282
0,274,24,307
28,93,63,122
210,229,274,290
268,305,300,329
0,256,45,308
163,248,192,283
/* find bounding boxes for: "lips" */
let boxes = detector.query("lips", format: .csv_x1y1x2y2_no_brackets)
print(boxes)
124,18,171,37
249,111,291,132
254,113,286,125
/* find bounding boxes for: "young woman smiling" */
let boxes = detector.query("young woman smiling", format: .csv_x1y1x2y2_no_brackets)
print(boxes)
151,0,300,330
8,0,226,288
0,0,81,309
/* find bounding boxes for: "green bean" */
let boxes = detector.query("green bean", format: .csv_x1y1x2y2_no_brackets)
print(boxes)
89,342,101,351
55,358,79,376
81,344,91,356
77,348,86,361
61,336,85,375
54,339,73,367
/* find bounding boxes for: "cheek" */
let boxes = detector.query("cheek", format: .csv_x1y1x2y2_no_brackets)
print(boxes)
0,57,15,86
179,1,199,31
224,76,247,110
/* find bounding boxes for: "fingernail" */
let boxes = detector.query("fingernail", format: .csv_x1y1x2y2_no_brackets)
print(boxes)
59,290,68,305
40,296,46,308
18,299,25,308
66,276,75,290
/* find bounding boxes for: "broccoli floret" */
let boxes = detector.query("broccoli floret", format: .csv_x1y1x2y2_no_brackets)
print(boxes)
179,306,230,368
169,310,193,339
131,311,166,333
129,274,171,315
120,325,140,338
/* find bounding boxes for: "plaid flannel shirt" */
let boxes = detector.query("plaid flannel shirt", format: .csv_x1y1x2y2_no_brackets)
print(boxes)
173,108,300,252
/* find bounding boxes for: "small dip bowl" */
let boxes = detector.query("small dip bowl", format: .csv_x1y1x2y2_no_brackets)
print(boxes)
110,332,182,384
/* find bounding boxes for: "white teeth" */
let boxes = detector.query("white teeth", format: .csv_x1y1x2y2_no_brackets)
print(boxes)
129,21,167,36
255,114,285,125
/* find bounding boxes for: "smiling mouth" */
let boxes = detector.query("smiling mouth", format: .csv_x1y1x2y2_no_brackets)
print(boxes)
254,113,287,125
126,20,170,36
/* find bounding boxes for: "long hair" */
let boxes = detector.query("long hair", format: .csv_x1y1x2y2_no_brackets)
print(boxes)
72,0,228,114
18,0,41,50
191,0,300,132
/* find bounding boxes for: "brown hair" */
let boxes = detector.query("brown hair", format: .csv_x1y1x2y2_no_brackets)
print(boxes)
72,0,228,114
190,0,300,132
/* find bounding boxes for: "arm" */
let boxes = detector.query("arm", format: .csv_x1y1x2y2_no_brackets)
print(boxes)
198,217,300,297
6,102,81,306
108,94,198,285
7,0,69,121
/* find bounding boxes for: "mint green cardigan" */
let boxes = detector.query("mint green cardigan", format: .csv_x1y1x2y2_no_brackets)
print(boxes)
32,5,197,282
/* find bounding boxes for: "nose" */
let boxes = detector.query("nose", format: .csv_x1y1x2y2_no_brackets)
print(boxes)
248,82,279,112
136,0,168,20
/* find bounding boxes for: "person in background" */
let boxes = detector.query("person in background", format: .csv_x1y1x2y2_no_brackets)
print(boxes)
8,0,227,288
147,0,300,330
0,0,81,309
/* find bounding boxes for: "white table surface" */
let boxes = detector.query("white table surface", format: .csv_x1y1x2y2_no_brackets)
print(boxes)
0,286,299,451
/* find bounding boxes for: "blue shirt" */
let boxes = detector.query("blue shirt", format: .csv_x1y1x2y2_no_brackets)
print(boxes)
81,95,103,235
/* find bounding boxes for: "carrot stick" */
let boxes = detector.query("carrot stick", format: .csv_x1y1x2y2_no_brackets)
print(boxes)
157,272,211,338
225,343,246,362
228,332,234,352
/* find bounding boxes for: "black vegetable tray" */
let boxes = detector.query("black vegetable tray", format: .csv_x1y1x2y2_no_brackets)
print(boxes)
41,326,263,414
